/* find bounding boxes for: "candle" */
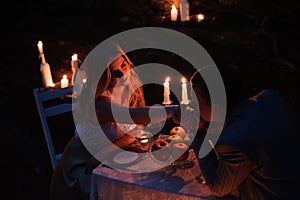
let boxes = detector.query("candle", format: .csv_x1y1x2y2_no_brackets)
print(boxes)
197,13,205,22
163,77,171,105
71,53,79,86
73,70,87,98
37,41,55,88
180,0,190,22
61,75,69,88
40,62,55,88
170,4,178,22
37,41,46,64
181,77,189,105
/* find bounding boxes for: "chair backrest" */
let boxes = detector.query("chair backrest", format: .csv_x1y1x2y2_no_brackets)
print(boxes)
33,86,75,170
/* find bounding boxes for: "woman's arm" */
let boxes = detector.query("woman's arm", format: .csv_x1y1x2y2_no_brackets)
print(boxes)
95,97,179,125
200,144,252,197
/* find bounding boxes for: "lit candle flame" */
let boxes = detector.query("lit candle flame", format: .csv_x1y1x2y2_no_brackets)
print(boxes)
37,41,43,54
165,77,170,82
181,77,186,83
71,53,78,61
197,14,205,22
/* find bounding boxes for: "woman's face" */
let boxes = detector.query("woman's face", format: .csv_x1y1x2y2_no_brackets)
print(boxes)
108,56,131,88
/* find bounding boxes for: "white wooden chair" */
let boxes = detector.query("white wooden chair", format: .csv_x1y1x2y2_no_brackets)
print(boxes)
33,86,74,170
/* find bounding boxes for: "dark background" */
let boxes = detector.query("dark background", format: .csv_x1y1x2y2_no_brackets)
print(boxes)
1,0,299,199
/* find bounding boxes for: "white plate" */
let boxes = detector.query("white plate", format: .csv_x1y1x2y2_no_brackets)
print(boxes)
112,151,139,165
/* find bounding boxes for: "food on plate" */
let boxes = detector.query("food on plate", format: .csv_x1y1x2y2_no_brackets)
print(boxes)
170,126,186,138
152,139,169,151
183,134,191,143
170,134,184,143
166,135,174,142
151,139,171,161
172,142,189,161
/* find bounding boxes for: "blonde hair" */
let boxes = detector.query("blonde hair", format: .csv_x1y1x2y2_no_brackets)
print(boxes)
76,44,145,126
96,54,144,107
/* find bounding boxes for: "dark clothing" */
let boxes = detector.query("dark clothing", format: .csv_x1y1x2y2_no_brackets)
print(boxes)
200,90,300,199
50,136,92,200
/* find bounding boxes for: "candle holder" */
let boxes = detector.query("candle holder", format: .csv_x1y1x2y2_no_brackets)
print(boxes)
180,100,191,105
162,100,173,106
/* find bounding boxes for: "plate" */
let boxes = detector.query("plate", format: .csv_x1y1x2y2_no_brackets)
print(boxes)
106,149,142,168
113,151,139,164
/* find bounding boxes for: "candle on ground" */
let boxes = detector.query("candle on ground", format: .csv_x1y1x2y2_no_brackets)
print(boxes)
181,77,190,105
61,75,69,88
197,14,205,22
170,4,178,22
71,53,79,85
163,77,171,105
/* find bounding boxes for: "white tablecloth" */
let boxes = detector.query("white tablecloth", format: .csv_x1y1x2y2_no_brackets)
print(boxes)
91,149,236,200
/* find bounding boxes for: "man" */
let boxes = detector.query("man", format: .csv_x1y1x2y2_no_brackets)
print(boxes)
190,67,300,199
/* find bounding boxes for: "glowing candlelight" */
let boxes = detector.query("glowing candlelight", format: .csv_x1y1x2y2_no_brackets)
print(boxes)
37,41,55,88
181,77,190,105
170,4,178,22
140,138,149,143
37,41,43,54
61,75,69,88
163,77,171,105
71,53,79,86
197,13,205,22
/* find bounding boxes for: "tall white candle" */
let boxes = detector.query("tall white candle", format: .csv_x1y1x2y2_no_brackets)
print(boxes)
61,75,69,88
163,77,171,104
73,70,87,98
71,53,79,85
40,62,55,88
170,4,178,21
37,41,55,88
180,0,190,22
181,77,189,105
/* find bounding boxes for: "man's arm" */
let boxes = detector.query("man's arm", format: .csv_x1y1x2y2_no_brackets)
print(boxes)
200,144,252,197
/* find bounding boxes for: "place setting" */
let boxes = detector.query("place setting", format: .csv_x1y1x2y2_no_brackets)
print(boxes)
147,125,195,168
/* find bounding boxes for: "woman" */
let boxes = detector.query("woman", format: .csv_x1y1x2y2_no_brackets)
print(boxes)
49,44,179,200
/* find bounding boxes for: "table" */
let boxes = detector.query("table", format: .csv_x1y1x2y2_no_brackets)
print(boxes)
90,149,236,200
